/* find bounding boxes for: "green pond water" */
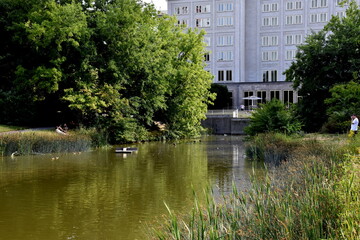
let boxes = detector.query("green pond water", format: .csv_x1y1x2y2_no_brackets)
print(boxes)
0,135,261,240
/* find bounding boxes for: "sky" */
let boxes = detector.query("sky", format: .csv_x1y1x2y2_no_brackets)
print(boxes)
142,0,168,11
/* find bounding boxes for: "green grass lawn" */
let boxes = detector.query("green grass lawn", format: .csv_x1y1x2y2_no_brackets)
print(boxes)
0,125,25,133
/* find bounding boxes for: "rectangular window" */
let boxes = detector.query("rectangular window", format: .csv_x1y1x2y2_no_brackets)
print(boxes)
311,0,327,8
196,18,211,27
218,70,224,81
286,15,303,25
261,36,278,46
257,91,267,104
226,70,232,81
310,13,328,23
204,37,211,46
262,17,279,26
217,17,234,26
270,91,280,100
177,19,188,26
217,35,234,46
284,90,294,106
244,91,254,107
336,11,346,19
263,70,278,82
217,51,233,61
286,50,297,60
262,3,278,12
204,53,210,62
262,51,278,61
217,3,233,12
175,6,189,15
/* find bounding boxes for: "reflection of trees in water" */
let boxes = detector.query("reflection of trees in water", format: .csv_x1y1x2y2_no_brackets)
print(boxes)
0,142,211,240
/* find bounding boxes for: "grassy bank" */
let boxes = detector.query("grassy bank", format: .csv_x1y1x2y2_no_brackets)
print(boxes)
153,133,360,239
0,131,92,156
0,125,25,133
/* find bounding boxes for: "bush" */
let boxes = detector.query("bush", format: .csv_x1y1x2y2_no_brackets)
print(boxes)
245,99,302,136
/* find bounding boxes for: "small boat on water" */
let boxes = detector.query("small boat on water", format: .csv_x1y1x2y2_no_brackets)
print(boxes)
115,147,138,153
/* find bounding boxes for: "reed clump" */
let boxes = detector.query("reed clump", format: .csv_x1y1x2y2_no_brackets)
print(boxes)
153,134,360,239
0,131,91,156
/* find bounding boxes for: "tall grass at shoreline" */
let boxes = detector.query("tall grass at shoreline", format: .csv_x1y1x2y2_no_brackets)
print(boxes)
153,134,360,239
0,131,91,156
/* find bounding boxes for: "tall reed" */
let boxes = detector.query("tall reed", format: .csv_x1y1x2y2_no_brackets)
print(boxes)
0,131,91,156
153,134,360,239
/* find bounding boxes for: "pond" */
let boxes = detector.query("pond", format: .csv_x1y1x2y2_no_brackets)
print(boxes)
0,135,262,240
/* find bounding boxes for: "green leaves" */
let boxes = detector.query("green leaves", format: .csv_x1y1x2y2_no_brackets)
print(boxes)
245,99,302,136
284,1,360,132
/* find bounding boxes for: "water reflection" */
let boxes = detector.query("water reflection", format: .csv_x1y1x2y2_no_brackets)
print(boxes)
0,136,261,240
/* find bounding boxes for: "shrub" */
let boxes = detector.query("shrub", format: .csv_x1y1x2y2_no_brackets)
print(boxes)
245,99,302,136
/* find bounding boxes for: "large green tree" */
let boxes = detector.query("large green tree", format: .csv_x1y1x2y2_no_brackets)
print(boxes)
284,1,360,132
0,0,214,141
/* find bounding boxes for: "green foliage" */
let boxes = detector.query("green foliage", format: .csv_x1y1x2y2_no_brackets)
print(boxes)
322,81,360,133
245,99,302,136
0,0,214,141
284,1,360,132
208,84,232,109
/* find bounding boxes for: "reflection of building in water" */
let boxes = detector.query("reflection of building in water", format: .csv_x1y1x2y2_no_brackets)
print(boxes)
206,136,256,194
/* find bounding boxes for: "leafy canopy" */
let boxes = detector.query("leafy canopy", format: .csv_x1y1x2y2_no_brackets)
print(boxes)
284,0,360,132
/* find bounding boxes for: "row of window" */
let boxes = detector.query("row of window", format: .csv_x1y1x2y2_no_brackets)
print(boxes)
175,0,346,16
262,50,298,61
174,3,234,15
185,11,345,27
243,90,294,106
194,17,234,27
204,50,297,62
216,70,281,82
262,0,344,12
261,34,302,46
262,13,330,26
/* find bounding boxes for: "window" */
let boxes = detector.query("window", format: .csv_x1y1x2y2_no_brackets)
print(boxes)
217,17,234,26
175,6,189,15
336,11,346,19
217,35,234,46
262,51,278,61
262,3,279,12
262,17,278,26
217,3,233,12
270,91,280,100
177,19,188,26
204,37,211,46
257,91,267,104
196,5,211,13
218,70,224,81
286,15,303,25
195,18,211,27
263,70,278,82
217,51,233,61
261,36,278,46
311,0,327,8
286,50,297,60
204,53,210,62
286,34,303,45
244,91,254,107
218,70,232,81
226,70,232,81
284,91,294,107
286,1,303,10
310,13,328,23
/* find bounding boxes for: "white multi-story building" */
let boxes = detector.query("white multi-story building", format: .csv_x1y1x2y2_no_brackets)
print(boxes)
167,0,358,108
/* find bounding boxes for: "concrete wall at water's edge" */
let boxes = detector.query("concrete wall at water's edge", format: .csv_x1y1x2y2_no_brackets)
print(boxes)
202,116,250,135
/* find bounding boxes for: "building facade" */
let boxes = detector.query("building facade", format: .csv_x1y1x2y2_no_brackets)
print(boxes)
167,0,358,108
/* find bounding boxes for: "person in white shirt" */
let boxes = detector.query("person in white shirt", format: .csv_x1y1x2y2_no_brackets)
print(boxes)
350,115,358,135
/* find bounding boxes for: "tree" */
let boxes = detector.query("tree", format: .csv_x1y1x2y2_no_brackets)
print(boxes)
322,81,360,133
208,84,232,109
245,99,302,136
284,1,360,132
